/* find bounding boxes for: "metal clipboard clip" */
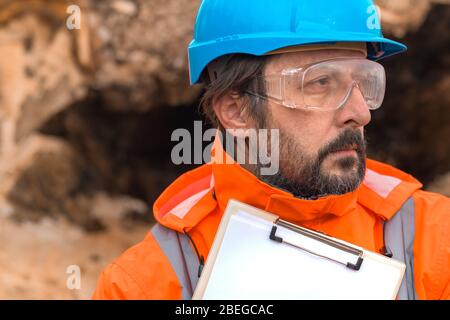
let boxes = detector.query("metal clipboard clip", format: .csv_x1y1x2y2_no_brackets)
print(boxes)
269,219,364,271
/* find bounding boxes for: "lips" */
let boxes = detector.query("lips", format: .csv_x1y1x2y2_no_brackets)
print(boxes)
331,144,358,153
318,130,365,163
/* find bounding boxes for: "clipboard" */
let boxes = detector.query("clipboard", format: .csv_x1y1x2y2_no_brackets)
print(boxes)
193,199,406,300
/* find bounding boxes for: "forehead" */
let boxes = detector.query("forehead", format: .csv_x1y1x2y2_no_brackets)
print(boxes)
264,49,366,74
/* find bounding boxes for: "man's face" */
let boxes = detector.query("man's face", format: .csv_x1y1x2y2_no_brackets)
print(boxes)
256,49,372,198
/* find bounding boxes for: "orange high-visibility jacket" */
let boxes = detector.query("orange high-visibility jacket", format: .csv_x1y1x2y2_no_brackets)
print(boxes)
93,139,450,300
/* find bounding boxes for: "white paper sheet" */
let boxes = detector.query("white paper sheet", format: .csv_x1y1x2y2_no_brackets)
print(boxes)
195,201,405,300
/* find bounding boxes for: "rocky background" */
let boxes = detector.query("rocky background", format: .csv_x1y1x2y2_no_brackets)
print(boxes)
0,0,448,299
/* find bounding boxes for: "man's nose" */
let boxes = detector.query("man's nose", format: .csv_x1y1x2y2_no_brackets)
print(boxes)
336,83,372,128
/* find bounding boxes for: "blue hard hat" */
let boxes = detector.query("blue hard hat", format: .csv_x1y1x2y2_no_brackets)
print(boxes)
188,0,407,85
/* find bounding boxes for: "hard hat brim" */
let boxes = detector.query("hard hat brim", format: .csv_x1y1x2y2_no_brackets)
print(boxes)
188,33,407,85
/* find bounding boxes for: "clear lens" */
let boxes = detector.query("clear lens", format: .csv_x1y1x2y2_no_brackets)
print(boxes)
356,68,386,110
251,58,386,111
300,59,386,110
302,63,350,109
256,59,386,110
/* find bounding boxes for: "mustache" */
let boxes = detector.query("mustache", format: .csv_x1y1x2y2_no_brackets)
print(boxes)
318,129,366,162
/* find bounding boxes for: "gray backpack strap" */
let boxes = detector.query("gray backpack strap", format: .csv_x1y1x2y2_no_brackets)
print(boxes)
151,224,200,299
384,197,417,300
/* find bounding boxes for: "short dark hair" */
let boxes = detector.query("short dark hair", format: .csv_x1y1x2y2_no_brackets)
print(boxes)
199,54,269,128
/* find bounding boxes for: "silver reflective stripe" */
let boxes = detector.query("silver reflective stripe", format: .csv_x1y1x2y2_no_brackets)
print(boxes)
384,197,417,300
151,224,199,300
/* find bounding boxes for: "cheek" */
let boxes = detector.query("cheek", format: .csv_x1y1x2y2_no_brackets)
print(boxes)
268,105,334,155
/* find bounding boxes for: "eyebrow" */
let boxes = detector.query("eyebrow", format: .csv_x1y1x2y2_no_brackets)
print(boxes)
266,56,366,75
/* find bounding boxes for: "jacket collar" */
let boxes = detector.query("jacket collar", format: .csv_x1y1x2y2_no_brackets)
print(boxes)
154,132,423,231
212,153,359,225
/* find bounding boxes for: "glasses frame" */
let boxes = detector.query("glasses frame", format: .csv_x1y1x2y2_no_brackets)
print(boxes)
245,57,386,111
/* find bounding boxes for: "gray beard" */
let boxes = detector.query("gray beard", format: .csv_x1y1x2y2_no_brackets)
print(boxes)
255,128,367,199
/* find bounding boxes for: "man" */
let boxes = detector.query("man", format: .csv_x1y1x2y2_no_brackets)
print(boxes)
93,0,450,300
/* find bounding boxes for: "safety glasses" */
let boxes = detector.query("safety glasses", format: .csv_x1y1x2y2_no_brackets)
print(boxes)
246,58,386,111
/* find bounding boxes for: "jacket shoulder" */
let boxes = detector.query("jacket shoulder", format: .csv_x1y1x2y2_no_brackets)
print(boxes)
412,190,450,299
413,190,450,212
92,231,182,300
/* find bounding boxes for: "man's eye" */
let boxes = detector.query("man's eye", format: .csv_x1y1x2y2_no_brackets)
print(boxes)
311,77,330,86
304,76,331,92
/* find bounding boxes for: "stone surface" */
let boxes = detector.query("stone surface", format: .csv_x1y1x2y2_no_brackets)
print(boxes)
88,0,202,112
0,193,149,299
0,134,103,231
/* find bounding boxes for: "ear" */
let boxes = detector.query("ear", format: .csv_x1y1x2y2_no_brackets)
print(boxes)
213,91,253,131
